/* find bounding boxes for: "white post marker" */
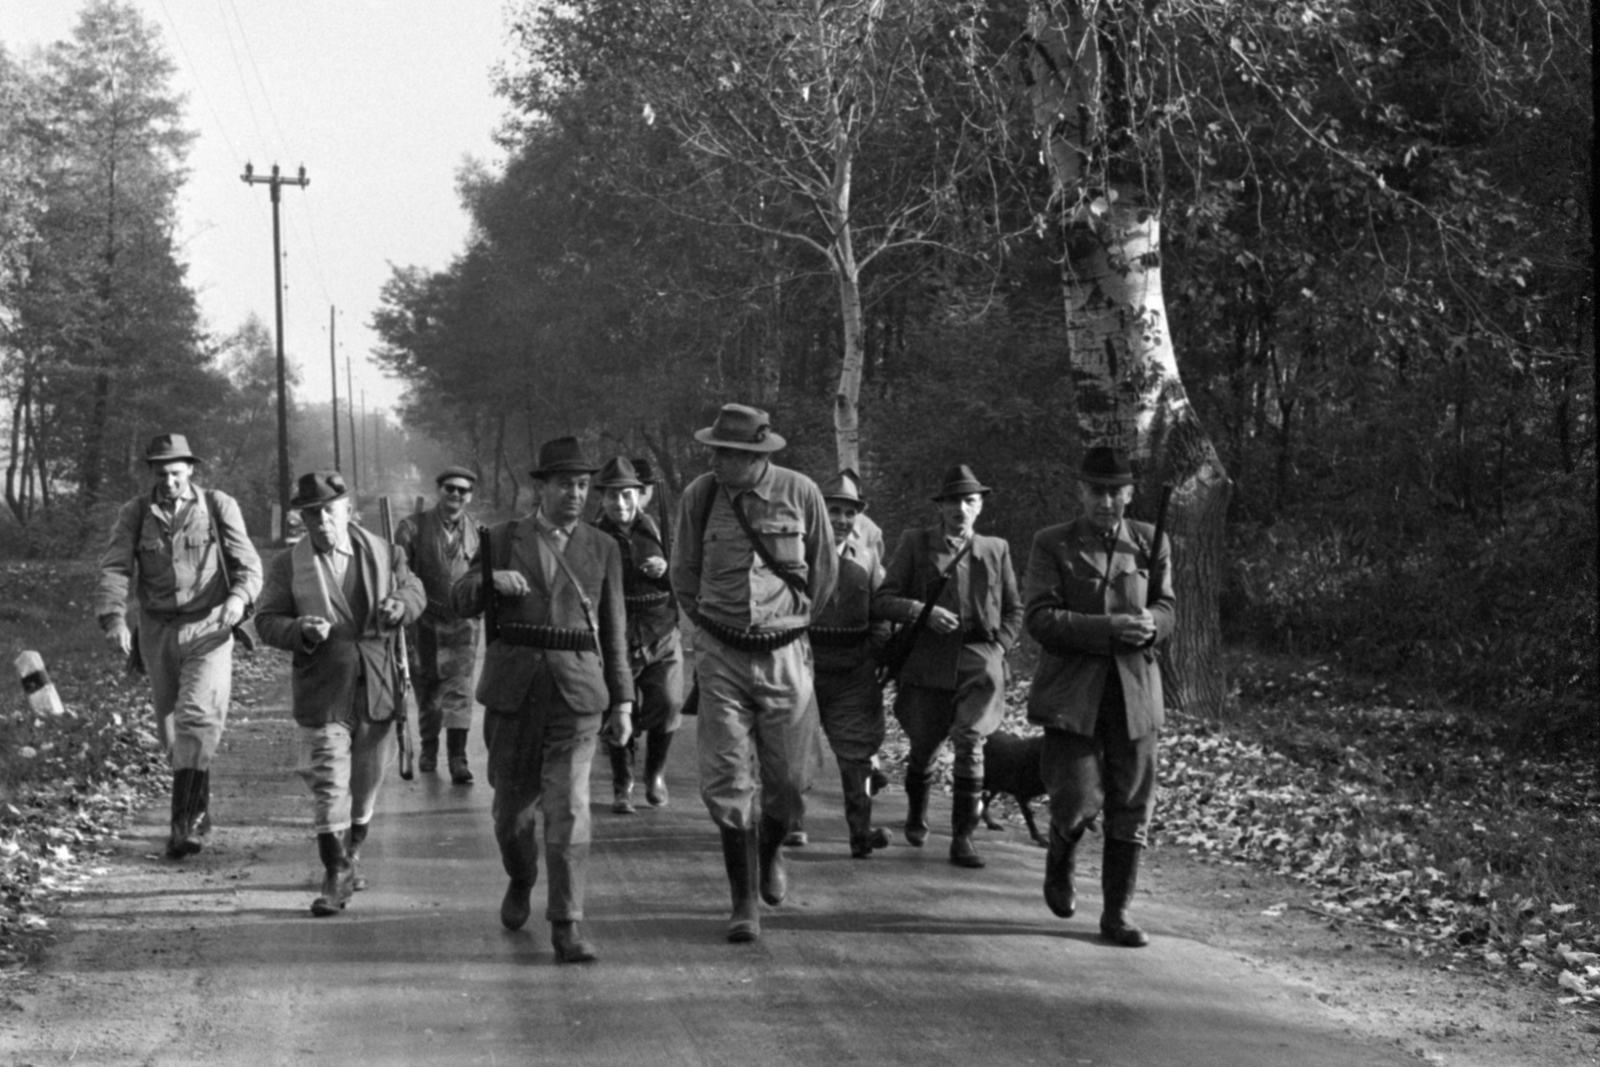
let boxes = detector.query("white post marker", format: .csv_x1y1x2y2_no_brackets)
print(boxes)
14,650,66,718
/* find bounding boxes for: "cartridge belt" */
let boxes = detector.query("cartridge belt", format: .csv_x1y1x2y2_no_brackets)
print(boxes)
497,622,597,652
807,625,871,648
695,615,807,654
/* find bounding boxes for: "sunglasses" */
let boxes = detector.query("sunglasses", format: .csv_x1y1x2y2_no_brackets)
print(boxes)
441,483,473,495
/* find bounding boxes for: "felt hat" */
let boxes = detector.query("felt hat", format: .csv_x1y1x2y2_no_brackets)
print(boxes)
529,437,598,479
290,470,349,510
820,469,867,508
693,404,786,453
595,456,645,490
1077,447,1136,486
144,433,198,465
631,457,657,485
932,464,991,501
435,465,478,487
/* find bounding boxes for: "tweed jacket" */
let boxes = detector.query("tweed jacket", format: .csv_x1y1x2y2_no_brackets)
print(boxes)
1022,516,1176,739
255,524,426,728
394,505,480,625
450,516,631,714
95,485,262,623
874,526,1024,690
592,511,679,654
809,535,891,675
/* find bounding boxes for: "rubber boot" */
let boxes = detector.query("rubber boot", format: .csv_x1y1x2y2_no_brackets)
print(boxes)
608,742,635,814
1099,839,1150,947
1044,823,1084,918
903,769,931,847
346,821,371,892
719,826,760,943
758,814,789,906
501,879,534,930
840,759,892,858
949,778,986,869
446,728,474,785
166,769,204,859
419,736,440,774
310,832,354,917
643,728,673,807
551,921,598,963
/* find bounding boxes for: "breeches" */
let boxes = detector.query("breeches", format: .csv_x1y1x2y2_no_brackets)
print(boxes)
894,644,1005,781
297,717,394,834
140,606,234,771
483,665,600,922
415,618,478,737
1040,680,1159,846
694,634,815,832
814,660,885,766
630,633,685,735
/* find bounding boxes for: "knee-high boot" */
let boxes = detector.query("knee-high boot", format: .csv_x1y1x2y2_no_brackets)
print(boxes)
310,831,354,917
758,814,789,906
839,759,892,858
643,729,673,807
608,742,635,814
1099,839,1150,947
446,727,474,785
346,821,371,892
166,769,205,859
719,825,760,942
949,776,985,869
903,769,931,847
1044,822,1084,917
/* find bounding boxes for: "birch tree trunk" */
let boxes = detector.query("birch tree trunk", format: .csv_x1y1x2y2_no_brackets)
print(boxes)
1029,0,1233,718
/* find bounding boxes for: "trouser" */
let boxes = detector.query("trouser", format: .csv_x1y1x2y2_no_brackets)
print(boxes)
894,644,1006,781
483,665,601,922
139,605,234,771
297,716,394,835
694,633,815,833
814,659,885,765
630,631,686,734
414,618,478,741
1040,678,1160,846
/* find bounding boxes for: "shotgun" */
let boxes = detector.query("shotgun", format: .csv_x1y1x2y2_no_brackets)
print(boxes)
480,524,499,643
1147,484,1173,611
377,497,416,781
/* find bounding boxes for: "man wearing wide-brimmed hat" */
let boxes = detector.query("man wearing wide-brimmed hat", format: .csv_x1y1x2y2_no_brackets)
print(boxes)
1021,446,1175,948
670,403,837,943
807,469,895,858
255,470,427,917
96,432,263,861
591,456,684,813
451,437,634,963
395,465,483,784
874,463,1023,870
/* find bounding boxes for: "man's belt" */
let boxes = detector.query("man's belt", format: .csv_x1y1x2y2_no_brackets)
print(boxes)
624,590,673,610
695,614,807,654
961,625,996,645
808,625,870,648
497,622,597,652
141,603,219,625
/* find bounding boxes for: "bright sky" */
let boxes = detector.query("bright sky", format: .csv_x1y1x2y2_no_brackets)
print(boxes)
0,0,513,416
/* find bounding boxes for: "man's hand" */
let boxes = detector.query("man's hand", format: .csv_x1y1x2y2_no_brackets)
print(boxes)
492,569,531,597
104,622,132,658
220,594,246,629
1110,610,1157,647
301,616,333,648
601,703,634,748
639,555,668,579
377,596,406,627
927,605,961,635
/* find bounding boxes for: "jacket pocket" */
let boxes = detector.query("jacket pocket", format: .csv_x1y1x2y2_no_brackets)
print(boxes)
1109,568,1149,613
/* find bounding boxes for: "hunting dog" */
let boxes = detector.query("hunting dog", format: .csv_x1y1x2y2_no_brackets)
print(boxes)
980,730,1049,846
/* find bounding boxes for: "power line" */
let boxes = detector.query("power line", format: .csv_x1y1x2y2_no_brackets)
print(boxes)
155,0,245,164
213,0,272,160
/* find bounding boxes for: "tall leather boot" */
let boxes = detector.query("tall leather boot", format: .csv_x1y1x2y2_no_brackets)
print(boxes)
840,759,892,859
310,831,354,917
1044,822,1084,918
643,728,673,807
446,728,474,785
346,821,371,892
608,742,635,814
719,825,760,943
757,814,789,906
903,769,931,847
949,777,986,869
194,769,212,839
418,736,440,774
1099,839,1150,947
166,769,204,859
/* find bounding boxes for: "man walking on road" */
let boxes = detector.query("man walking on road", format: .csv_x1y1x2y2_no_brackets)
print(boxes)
1021,447,1175,947
395,466,482,785
451,437,634,964
671,404,837,943
875,464,1023,870
592,456,684,814
96,433,262,860
255,471,426,917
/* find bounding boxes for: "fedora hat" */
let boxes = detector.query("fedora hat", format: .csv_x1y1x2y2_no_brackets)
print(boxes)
693,403,786,453
820,468,867,508
595,456,645,490
290,470,349,510
932,464,991,501
435,465,477,486
529,437,599,479
1077,447,1136,486
631,457,657,486
144,433,198,465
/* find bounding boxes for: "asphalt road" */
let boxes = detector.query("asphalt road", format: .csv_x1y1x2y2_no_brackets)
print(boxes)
4,685,1415,1067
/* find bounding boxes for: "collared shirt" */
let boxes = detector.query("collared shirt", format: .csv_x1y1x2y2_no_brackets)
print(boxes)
315,536,353,588
532,509,577,587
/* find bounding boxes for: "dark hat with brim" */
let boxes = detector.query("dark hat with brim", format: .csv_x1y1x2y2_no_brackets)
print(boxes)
1077,446,1136,486
595,456,645,490
291,470,349,510
932,464,991,501
694,403,786,453
145,433,198,465
631,457,657,485
529,436,599,479
820,468,867,508
436,465,478,486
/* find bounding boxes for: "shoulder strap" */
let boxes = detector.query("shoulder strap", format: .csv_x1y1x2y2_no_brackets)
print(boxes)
722,486,809,596
911,535,973,630
544,527,602,650
203,490,235,592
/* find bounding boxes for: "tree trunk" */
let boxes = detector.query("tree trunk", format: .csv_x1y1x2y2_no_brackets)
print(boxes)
834,256,865,474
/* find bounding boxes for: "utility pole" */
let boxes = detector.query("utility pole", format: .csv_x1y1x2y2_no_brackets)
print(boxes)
329,305,341,471
240,162,309,533
346,356,360,499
